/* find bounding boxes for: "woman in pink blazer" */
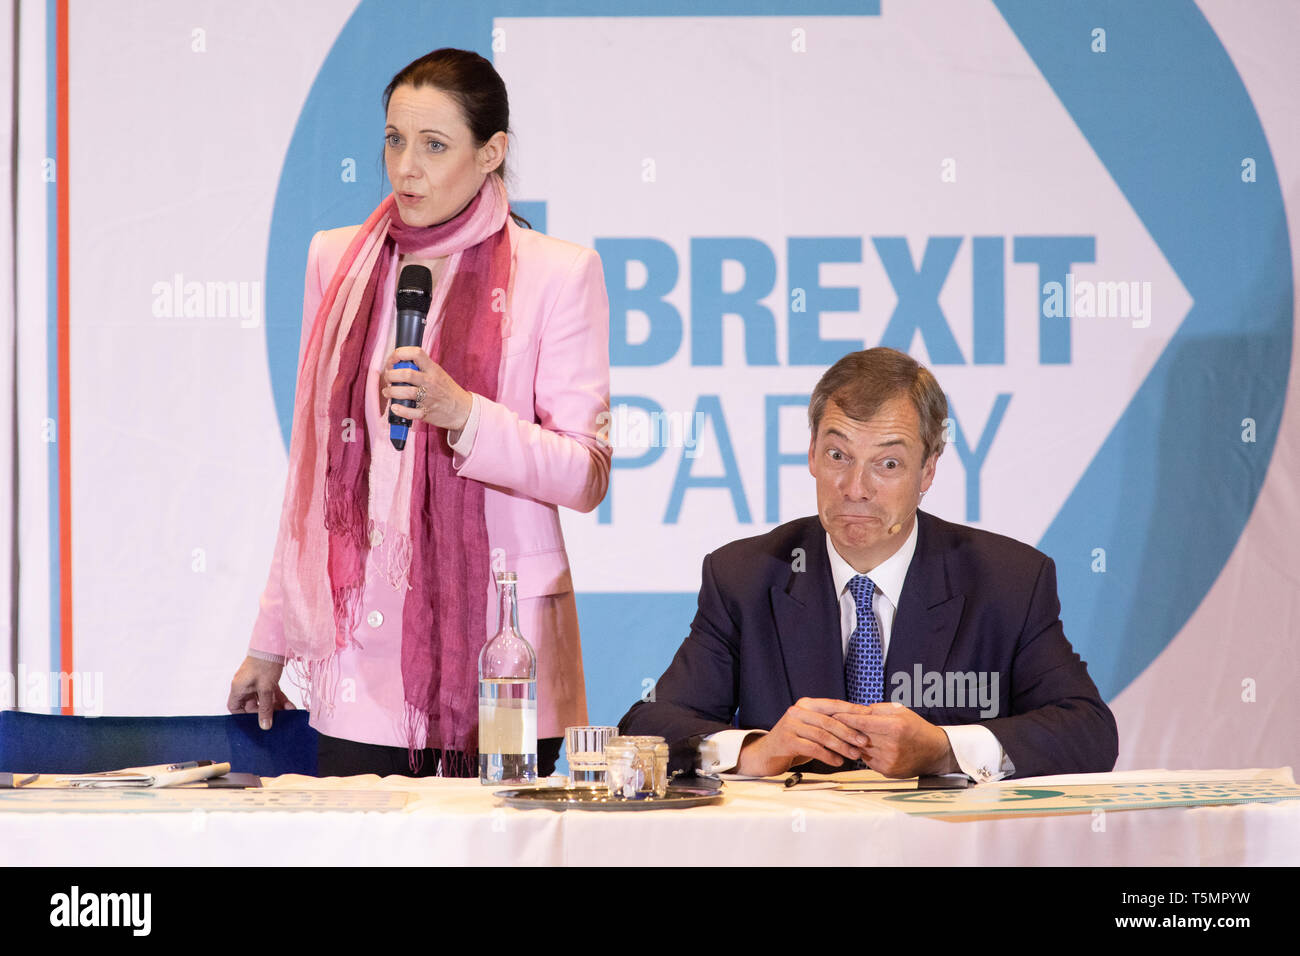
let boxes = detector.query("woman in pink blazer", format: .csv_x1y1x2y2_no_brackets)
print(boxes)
227,49,610,777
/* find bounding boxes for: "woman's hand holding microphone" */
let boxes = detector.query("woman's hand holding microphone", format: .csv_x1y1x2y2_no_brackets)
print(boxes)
382,346,473,433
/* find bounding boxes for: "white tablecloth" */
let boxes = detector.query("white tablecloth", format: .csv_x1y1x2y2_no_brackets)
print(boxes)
2,769,1296,866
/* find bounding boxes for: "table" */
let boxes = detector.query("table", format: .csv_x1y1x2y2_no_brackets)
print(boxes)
2,769,1296,866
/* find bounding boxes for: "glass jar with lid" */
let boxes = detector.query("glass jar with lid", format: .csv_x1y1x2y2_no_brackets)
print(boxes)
604,735,670,799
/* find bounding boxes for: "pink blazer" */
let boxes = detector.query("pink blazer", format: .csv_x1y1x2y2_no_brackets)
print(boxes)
249,216,611,739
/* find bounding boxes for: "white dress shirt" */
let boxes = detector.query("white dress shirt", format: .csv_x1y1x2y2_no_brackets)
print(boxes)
698,519,1016,782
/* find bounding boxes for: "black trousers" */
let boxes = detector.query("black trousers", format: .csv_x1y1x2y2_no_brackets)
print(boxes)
317,732,563,778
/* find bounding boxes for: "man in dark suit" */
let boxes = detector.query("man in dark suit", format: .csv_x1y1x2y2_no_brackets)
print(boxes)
619,348,1118,781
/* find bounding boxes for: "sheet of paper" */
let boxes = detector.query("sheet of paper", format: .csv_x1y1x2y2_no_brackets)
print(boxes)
848,770,1300,816
0,788,410,813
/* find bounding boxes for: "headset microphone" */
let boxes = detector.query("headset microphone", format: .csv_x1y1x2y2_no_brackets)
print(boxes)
887,491,926,536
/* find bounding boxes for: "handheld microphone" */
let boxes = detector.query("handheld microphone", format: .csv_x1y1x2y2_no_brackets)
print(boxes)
388,265,433,451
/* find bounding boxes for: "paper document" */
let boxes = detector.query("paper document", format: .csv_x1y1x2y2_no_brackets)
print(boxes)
56,761,232,789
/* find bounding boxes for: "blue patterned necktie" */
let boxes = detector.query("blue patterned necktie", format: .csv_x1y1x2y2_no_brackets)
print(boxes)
844,574,884,705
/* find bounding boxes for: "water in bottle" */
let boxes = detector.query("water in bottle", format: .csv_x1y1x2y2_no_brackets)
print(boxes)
478,571,538,784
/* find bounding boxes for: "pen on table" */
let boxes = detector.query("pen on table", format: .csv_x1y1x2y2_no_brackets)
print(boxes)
163,761,214,772
784,772,803,788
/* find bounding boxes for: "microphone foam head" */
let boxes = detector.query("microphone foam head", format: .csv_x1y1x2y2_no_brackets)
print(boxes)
396,264,433,311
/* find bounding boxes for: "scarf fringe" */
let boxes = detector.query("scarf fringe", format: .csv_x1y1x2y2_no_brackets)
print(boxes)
441,749,478,779
359,516,413,592
332,582,366,651
324,482,368,547
403,703,429,774
285,651,340,719
400,703,479,778
385,530,413,592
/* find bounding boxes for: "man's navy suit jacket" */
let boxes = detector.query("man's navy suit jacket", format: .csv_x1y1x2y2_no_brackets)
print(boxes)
619,511,1118,778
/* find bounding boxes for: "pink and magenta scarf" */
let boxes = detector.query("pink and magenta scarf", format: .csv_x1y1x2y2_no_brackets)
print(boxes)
274,175,512,771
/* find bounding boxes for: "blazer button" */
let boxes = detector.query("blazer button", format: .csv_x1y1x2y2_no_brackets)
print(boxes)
367,610,384,628
369,527,384,547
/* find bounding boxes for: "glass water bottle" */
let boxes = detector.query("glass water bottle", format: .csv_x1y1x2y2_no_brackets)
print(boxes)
478,571,538,784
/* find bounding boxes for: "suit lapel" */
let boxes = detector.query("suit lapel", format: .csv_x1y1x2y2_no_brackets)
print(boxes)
886,511,965,685
771,520,845,702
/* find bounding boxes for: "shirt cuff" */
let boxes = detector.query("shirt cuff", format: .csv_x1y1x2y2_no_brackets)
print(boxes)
940,724,1015,783
447,392,481,455
698,729,768,774
247,649,286,666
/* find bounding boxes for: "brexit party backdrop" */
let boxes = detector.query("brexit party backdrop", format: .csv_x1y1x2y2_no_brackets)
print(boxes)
19,0,1298,771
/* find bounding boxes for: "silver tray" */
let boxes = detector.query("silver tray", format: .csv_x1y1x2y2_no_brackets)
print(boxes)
494,785,723,811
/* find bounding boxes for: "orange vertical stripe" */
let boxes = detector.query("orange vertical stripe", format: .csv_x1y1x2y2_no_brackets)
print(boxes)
56,0,72,710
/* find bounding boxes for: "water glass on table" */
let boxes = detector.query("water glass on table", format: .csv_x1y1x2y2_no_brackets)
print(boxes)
564,725,619,788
